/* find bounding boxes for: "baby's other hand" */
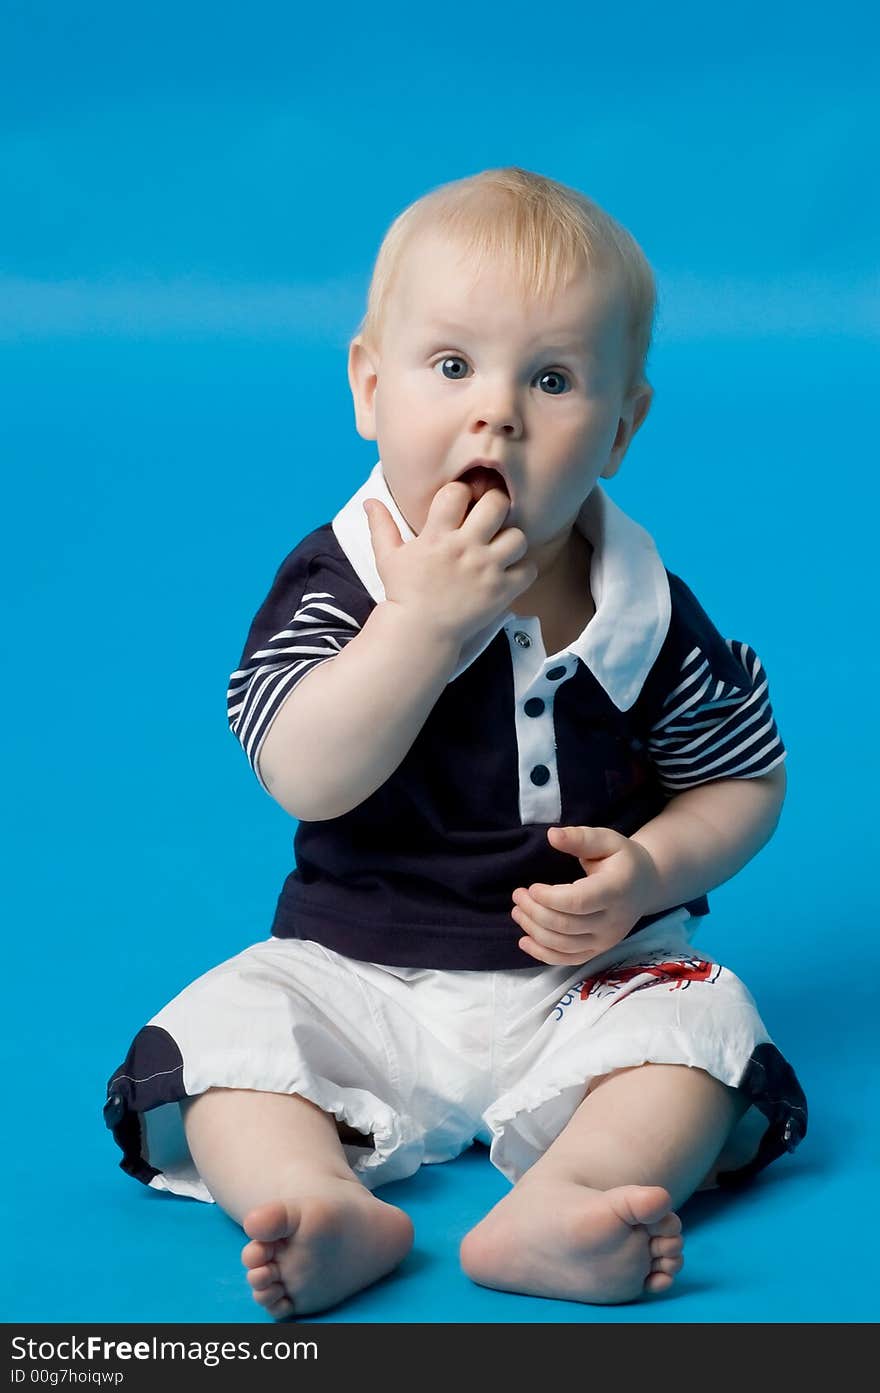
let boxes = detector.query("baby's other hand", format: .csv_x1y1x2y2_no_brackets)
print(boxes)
511,825,661,966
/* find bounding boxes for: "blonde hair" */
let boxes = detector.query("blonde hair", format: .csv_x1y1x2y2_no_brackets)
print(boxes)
351,166,657,397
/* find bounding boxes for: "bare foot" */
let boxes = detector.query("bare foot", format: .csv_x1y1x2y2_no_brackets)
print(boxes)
460,1178,683,1305
240,1177,414,1318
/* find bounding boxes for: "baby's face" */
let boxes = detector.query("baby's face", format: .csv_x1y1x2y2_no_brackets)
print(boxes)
349,231,646,547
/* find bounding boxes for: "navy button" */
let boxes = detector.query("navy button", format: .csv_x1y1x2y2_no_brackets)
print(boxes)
546,665,567,681
524,698,545,717
103,1092,125,1129
530,764,550,786
514,631,531,648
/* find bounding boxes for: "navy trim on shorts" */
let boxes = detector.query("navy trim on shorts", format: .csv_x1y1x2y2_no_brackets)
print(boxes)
716,1042,808,1188
104,1025,188,1188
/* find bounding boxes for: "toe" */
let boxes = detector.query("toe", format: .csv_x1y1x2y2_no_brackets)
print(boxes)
249,1278,294,1320
247,1264,281,1292
643,1270,675,1294
649,1235,683,1259
650,1254,684,1277
252,1280,286,1308
646,1210,682,1239
607,1184,673,1228
243,1199,299,1245
267,1292,295,1320
241,1239,275,1269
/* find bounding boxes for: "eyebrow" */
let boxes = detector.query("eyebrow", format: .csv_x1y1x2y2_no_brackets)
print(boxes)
420,322,592,355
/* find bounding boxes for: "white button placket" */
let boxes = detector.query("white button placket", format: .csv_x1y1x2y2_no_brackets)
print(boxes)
505,619,575,825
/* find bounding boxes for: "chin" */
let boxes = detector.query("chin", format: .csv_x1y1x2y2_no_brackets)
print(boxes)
404,502,428,535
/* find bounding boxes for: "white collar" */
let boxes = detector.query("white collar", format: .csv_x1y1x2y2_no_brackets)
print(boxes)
332,460,671,710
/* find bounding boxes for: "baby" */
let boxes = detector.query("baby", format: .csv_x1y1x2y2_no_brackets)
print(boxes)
104,166,807,1318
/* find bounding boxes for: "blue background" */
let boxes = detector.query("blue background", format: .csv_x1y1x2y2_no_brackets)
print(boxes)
2,0,877,1326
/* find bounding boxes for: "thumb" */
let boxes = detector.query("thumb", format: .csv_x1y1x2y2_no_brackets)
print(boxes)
363,499,403,562
548,824,625,862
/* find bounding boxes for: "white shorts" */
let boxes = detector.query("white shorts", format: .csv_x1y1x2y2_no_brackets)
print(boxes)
104,908,806,1202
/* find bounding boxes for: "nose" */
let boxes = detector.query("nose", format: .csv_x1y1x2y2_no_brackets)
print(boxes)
471,384,523,439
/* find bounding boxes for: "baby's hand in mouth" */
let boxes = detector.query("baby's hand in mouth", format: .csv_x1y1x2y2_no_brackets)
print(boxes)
455,464,510,512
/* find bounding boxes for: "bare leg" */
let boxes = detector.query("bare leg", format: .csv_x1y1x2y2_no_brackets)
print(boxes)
181,1088,414,1318
461,1064,749,1305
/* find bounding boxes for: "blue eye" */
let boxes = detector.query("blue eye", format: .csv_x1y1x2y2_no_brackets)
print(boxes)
435,355,469,380
535,369,570,396
433,356,571,394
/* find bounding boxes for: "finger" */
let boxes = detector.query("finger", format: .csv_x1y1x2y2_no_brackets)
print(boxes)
522,881,606,916
512,894,576,935
419,481,482,534
513,893,612,941
548,824,627,862
502,555,541,596
512,897,595,952
486,518,530,565
511,907,599,958
516,934,595,967
460,484,513,538
363,499,404,561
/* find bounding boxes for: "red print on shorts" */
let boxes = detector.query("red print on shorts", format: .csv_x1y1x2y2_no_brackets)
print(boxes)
580,953,721,1007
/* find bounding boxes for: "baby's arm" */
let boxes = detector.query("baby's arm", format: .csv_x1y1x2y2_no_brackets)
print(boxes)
629,765,787,915
258,601,461,820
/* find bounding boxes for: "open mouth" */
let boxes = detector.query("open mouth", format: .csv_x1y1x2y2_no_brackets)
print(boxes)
457,464,510,511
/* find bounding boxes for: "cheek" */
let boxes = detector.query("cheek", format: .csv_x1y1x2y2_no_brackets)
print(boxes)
375,380,444,446
532,459,592,507
521,462,598,538
379,461,438,536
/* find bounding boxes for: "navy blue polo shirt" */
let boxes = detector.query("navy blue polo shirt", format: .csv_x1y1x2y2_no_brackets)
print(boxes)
227,462,787,970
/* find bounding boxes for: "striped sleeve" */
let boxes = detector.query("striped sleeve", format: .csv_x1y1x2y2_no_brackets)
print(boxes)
648,576,787,794
226,546,368,793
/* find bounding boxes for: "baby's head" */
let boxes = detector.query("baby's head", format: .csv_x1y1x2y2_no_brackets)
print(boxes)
348,167,656,548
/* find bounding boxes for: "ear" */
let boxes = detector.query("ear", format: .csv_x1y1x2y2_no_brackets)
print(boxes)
601,383,654,480
348,337,380,442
